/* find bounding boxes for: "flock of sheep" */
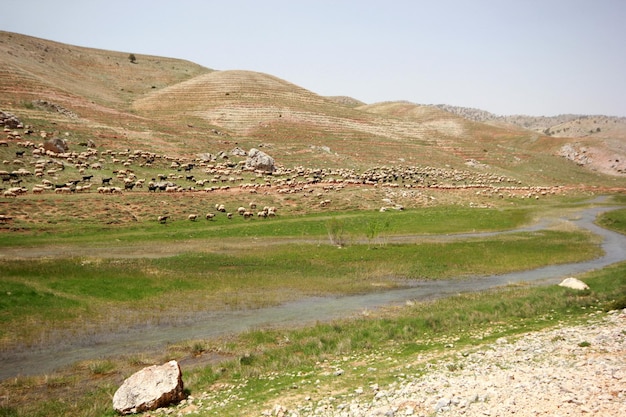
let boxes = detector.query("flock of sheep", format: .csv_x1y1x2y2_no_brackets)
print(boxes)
159,203,279,224
1,120,569,226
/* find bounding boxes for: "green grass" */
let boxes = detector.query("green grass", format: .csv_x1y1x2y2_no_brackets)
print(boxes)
0,199,618,416
598,206,626,234
0,225,602,350
175,260,626,416
0,203,532,247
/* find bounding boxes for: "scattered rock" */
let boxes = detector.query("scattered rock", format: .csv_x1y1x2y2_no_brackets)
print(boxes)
32,99,78,118
209,310,624,417
558,277,590,290
112,360,186,415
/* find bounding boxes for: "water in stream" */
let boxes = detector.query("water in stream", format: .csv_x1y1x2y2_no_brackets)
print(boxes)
2,204,624,380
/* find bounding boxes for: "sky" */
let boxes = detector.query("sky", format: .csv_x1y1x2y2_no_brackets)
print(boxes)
2,0,625,117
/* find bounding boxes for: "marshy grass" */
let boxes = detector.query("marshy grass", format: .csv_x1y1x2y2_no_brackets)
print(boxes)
0,200,621,416
162,260,626,416
2,260,624,416
0,227,600,349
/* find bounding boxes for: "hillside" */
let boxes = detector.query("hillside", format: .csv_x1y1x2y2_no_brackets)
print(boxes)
432,104,626,138
0,31,625,184
429,104,626,176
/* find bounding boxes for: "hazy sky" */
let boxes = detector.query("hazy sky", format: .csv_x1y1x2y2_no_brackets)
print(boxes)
2,0,625,116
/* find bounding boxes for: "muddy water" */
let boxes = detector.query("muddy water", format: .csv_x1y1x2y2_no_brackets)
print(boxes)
2,204,625,380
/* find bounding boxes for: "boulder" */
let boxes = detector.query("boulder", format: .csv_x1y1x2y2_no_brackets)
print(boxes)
230,146,247,157
245,148,275,173
112,360,185,415
43,137,69,154
558,277,590,291
0,110,22,129
197,152,215,162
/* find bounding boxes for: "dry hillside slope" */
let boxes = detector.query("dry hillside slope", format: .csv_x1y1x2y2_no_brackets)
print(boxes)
0,31,624,184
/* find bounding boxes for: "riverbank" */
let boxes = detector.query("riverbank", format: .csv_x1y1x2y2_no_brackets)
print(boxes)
161,308,626,416
2,205,621,380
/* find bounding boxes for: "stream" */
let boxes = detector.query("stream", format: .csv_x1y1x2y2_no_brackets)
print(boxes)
2,203,625,380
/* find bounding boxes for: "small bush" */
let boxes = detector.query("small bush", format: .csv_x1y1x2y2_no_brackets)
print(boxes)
88,360,115,375
0,406,18,417
605,294,626,311
326,217,347,247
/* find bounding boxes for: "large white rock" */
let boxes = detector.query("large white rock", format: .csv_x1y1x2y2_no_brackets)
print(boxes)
245,148,275,173
558,277,590,291
113,360,185,415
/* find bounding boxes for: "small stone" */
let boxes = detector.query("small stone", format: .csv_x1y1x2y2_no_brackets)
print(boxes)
434,397,451,411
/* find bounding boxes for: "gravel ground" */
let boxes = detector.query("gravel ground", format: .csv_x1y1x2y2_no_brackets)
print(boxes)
156,309,625,417
280,310,626,417
278,309,626,417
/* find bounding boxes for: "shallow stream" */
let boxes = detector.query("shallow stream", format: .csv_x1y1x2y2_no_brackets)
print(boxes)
2,203,625,380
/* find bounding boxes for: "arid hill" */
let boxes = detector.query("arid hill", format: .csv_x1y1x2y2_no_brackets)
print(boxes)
1,30,625,183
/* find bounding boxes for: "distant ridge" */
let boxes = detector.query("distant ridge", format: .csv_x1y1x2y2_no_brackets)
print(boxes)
431,104,626,139
325,96,366,108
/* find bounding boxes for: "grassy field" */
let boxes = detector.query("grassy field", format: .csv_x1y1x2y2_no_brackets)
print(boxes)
1,197,622,417
1,257,623,417
0,202,532,246
0,200,601,349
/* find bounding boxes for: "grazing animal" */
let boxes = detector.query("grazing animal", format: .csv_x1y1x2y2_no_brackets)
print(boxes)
158,215,169,224
205,213,215,220
15,150,25,158
102,177,112,185
82,175,93,182
188,214,198,221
